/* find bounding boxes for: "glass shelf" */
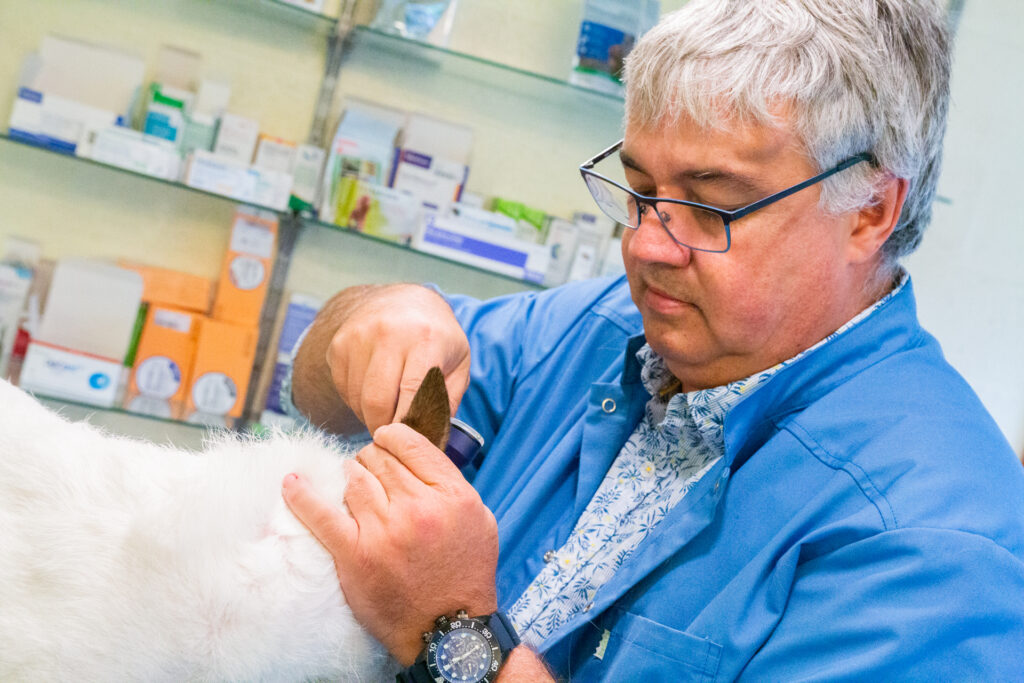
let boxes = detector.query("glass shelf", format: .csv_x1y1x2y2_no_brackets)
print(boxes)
0,132,288,217
349,25,625,105
0,133,546,290
260,0,339,26
303,213,546,291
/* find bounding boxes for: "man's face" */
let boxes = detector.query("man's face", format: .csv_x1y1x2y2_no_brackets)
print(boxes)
620,115,868,390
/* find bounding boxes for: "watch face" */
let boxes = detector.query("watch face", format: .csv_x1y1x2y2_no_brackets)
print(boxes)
426,618,503,683
435,628,492,681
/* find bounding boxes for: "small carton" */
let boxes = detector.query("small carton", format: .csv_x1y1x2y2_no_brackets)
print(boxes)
254,135,297,174
213,112,260,165
414,213,550,284
125,306,201,420
184,317,258,425
212,207,278,326
255,292,323,429
389,113,472,213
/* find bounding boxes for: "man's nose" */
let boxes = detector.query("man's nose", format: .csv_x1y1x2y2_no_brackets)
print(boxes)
625,210,694,265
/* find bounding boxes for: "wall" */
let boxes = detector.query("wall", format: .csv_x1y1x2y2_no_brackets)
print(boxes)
906,0,1024,455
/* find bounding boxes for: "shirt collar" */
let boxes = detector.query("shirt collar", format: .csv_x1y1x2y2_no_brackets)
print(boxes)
631,270,910,453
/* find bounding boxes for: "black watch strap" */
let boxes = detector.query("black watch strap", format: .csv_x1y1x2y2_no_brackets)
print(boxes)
396,659,434,683
396,611,520,683
485,610,521,653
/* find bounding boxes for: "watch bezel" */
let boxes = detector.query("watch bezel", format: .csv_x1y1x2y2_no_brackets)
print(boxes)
425,616,504,683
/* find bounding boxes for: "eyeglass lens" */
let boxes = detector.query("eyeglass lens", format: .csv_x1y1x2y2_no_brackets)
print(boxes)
583,173,728,252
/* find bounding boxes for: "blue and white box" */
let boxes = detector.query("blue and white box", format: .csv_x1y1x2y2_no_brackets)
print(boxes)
414,213,550,284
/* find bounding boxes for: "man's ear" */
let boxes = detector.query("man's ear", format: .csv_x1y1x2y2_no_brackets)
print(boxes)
400,367,451,451
847,174,910,264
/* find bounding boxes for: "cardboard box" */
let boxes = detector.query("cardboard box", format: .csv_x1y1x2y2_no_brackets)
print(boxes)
213,112,260,165
18,260,143,407
212,208,278,326
254,135,297,174
119,262,213,313
389,113,472,213
88,126,182,181
255,292,323,428
320,100,406,224
184,317,258,424
414,213,550,284
9,87,121,155
125,306,201,419
184,149,293,210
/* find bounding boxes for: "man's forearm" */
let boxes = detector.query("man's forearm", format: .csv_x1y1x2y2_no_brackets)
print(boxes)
497,647,557,683
291,283,391,433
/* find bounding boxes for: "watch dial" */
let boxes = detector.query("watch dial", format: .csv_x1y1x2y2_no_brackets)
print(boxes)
436,627,493,682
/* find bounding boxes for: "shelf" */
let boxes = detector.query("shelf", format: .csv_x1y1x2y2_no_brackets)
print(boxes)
349,25,625,105
303,214,545,291
262,0,339,26
0,133,545,290
0,132,288,217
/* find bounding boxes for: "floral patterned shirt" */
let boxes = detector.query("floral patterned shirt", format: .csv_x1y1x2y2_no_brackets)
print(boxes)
508,273,908,648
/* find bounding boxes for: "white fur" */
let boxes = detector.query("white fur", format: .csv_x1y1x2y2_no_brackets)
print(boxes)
0,378,394,682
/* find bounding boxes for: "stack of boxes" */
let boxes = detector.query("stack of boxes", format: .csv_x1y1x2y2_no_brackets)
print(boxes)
122,206,276,427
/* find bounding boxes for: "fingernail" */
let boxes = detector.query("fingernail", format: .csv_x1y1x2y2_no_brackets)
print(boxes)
283,473,298,488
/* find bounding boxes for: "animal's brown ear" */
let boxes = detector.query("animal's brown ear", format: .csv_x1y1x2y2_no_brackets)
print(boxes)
400,366,451,450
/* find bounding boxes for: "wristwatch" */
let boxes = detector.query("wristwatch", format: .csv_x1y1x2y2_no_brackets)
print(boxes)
396,609,520,683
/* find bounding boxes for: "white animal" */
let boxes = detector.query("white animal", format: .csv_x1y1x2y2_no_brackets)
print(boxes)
0,371,452,681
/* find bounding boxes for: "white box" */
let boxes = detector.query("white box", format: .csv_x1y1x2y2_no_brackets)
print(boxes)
88,126,182,180
213,112,260,164
185,149,293,211
19,341,123,407
8,87,120,155
390,113,473,213
390,149,468,212
543,218,581,287
415,214,550,284
0,264,32,379
290,144,325,209
254,136,297,174
32,35,144,116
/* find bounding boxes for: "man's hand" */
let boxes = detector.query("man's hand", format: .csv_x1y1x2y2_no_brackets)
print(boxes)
282,423,499,666
293,284,471,435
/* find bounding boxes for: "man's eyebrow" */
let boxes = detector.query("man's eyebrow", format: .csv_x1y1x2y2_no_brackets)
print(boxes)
619,149,766,195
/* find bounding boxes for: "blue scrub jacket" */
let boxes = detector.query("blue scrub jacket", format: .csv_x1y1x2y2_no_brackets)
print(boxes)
443,275,1024,681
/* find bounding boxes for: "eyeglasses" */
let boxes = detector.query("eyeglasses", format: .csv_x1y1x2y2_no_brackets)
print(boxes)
579,139,873,253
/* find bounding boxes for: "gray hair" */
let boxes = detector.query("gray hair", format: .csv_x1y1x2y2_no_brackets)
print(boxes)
623,0,952,268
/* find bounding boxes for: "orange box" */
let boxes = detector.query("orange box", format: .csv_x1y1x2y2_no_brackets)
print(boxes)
124,306,201,419
212,207,278,326
184,317,258,423
119,261,213,314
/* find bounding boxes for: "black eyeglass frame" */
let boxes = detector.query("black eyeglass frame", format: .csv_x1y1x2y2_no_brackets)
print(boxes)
579,139,874,253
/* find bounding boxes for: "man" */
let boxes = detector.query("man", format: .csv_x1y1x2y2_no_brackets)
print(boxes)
282,0,1024,679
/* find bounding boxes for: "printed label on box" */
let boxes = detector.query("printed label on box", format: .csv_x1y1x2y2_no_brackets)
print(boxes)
135,355,182,399
192,371,238,415
230,219,276,258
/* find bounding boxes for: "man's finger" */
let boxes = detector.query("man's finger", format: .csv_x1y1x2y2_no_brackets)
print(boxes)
356,442,421,495
359,351,405,434
342,458,392,519
282,472,357,551
373,423,462,485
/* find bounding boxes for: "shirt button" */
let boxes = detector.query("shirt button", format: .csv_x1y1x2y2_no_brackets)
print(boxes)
543,550,556,563
601,398,616,414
